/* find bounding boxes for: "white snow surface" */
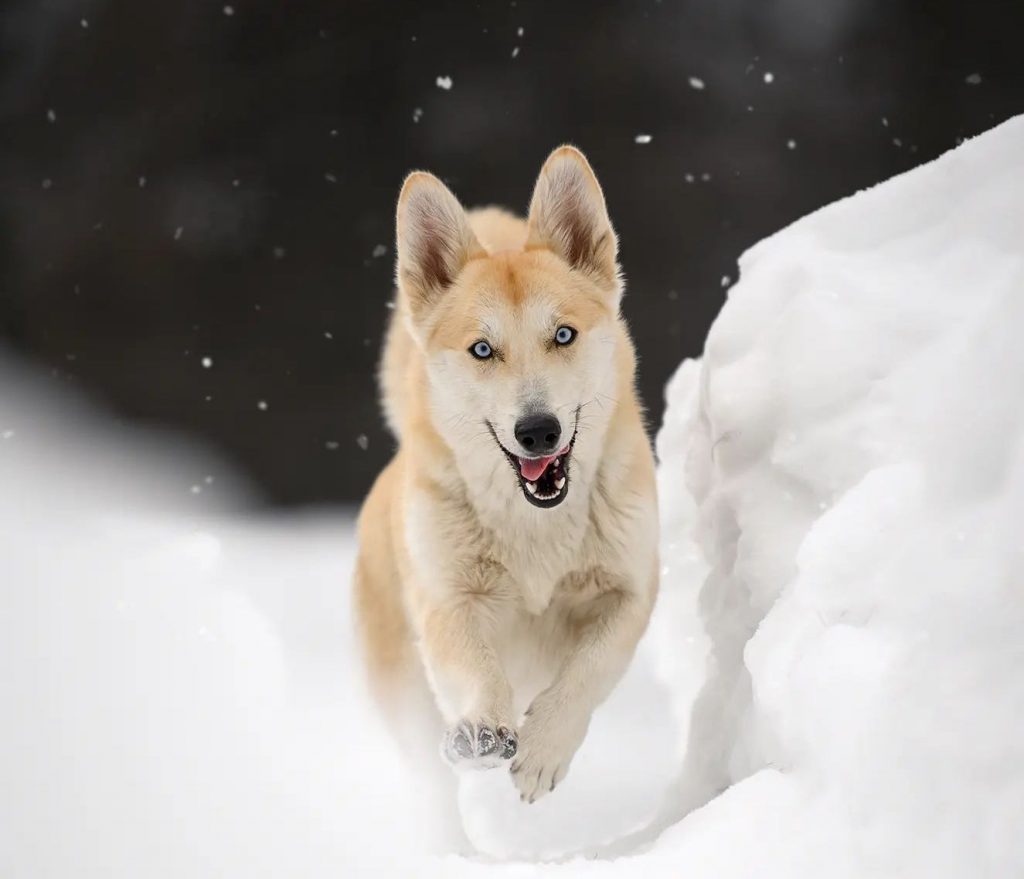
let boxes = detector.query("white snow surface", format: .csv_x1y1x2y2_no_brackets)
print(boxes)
3,115,1023,877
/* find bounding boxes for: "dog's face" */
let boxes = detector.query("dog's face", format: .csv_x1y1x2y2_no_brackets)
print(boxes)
396,147,622,509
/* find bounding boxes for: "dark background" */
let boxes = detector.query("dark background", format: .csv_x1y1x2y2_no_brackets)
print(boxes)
2,0,1021,506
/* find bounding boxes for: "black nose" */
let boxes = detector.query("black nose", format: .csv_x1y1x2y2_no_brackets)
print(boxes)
514,413,561,455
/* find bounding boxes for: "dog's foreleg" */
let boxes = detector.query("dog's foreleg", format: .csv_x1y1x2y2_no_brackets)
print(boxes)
418,585,519,769
511,584,651,802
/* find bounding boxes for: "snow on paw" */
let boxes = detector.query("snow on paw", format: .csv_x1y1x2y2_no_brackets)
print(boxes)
442,720,517,769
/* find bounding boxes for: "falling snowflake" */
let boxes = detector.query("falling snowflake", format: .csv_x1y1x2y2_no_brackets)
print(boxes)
412,107,423,123
223,5,234,15
688,77,705,90
372,244,387,258
257,400,268,411
634,134,652,144
436,75,453,90
356,434,369,451
965,73,982,85
787,139,797,150
763,72,774,84
46,108,57,123
201,357,213,369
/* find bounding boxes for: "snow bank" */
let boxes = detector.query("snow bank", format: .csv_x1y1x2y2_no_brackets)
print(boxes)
648,113,1024,877
3,114,1023,878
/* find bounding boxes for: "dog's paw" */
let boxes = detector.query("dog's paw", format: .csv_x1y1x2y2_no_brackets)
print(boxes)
442,720,518,769
510,697,588,803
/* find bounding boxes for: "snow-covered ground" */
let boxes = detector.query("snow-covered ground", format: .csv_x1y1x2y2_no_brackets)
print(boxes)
3,114,1023,877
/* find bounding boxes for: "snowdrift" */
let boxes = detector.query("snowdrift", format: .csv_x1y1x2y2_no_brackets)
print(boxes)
650,112,1024,877
2,115,1023,878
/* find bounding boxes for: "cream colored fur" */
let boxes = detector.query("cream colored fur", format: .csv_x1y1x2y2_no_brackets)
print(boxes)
354,146,658,805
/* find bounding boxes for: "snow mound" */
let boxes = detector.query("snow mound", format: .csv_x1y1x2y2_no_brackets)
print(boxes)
651,113,1024,877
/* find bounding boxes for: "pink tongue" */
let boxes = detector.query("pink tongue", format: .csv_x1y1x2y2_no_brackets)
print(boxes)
519,454,556,482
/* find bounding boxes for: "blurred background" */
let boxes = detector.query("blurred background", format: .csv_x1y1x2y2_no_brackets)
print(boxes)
1,0,1022,506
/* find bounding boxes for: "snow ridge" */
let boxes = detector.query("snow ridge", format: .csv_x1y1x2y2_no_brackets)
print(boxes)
650,114,1024,877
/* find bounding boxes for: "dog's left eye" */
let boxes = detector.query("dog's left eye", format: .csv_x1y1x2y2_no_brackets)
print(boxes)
554,326,577,346
470,340,493,360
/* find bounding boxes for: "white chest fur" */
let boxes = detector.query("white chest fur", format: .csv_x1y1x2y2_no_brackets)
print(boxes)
472,484,592,615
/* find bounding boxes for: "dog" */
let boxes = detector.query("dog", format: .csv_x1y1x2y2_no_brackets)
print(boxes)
353,146,658,806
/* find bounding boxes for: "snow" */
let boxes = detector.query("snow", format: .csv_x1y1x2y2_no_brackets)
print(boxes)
635,134,653,144
436,75,453,91
3,115,1023,878
648,113,1024,877
688,76,706,90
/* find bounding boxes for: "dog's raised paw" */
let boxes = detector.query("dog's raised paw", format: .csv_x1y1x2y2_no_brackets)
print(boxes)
442,720,517,768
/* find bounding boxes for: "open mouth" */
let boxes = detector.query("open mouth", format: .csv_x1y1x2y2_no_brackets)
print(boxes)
487,425,576,509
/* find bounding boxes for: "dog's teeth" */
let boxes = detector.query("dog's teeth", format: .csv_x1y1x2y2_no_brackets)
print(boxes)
555,477,566,490
554,458,561,467
526,482,537,495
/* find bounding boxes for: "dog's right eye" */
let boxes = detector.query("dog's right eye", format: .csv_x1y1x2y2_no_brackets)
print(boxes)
470,340,493,360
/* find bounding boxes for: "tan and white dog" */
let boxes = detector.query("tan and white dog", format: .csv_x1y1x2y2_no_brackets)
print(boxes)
353,146,658,805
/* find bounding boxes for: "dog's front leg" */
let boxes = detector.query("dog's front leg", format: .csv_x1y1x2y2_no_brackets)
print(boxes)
511,583,652,802
417,580,519,769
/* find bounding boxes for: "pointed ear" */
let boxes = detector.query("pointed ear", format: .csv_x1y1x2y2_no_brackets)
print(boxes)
526,146,619,290
396,172,484,324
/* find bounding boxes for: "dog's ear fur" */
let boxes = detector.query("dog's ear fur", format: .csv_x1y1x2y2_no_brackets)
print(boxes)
526,146,619,293
396,172,484,324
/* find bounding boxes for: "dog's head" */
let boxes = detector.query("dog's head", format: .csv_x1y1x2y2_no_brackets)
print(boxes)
395,147,624,509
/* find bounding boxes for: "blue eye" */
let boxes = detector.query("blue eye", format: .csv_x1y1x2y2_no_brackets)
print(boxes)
470,340,493,360
554,326,577,346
